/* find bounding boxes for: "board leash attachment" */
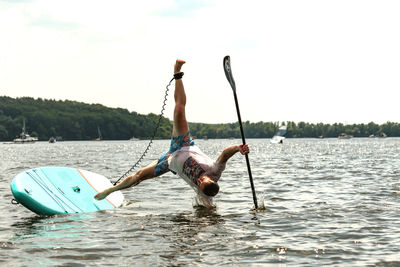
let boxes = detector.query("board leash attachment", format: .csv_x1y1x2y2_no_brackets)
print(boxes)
223,55,258,210
113,73,183,185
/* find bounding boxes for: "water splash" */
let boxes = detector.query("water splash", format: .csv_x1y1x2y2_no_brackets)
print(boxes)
250,193,267,212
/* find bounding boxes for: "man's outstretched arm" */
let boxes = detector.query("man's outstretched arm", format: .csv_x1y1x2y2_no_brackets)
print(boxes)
216,144,249,164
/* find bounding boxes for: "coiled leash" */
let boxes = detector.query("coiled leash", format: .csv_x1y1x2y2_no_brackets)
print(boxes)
112,72,184,185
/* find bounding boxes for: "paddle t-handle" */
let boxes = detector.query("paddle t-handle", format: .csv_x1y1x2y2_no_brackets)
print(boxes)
223,55,258,210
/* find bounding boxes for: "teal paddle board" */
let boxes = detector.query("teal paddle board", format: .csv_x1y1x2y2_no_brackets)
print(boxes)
11,167,124,216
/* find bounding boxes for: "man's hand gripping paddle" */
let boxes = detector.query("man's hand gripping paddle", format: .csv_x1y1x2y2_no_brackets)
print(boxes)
223,56,258,210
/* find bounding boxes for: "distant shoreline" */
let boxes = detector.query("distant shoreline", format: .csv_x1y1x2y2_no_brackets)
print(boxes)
1,96,399,141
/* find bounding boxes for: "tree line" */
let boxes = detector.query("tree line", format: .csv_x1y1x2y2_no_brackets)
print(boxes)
0,96,399,141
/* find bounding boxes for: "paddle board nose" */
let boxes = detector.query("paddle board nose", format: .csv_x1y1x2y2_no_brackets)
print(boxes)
11,167,124,216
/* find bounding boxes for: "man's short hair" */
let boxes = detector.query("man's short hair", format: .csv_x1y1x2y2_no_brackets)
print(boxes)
203,181,219,196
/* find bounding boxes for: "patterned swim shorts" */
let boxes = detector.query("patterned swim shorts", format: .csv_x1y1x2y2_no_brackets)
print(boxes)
154,131,195,176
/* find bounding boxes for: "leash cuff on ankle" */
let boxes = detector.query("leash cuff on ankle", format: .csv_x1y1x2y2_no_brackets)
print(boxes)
174,72,184,80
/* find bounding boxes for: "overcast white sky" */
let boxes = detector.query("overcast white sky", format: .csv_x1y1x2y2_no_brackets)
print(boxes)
1,0,399,124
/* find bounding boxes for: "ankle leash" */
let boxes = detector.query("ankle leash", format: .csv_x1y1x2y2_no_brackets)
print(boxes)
173,72,184,80
113,71,184,185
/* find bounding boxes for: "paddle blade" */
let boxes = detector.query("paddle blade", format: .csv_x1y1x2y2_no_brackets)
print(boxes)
223,55,236,92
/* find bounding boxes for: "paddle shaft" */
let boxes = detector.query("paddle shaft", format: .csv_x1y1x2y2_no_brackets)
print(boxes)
231,89,258,209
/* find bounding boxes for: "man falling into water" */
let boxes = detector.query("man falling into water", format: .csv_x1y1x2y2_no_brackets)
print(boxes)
94,59,249,208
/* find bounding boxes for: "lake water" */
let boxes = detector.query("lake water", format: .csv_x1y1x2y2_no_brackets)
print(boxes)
1,138,399,266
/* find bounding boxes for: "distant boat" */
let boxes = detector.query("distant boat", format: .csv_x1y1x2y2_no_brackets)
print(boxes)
377,132,387,138
130,136,139,141
338,133,353,139
92,126,102,141
13,119,38,144
370,133,386,138
271,125,287,144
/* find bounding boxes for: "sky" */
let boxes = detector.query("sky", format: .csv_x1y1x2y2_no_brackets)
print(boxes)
1,0,399,124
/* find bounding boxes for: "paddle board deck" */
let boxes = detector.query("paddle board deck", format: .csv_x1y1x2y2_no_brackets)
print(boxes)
11,167,124,216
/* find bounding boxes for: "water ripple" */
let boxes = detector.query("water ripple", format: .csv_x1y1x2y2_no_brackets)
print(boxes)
1,138,400,266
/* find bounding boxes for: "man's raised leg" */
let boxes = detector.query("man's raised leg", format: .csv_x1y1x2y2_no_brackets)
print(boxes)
172,59,189,137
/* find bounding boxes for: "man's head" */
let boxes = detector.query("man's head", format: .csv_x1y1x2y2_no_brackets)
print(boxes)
198,175,219,196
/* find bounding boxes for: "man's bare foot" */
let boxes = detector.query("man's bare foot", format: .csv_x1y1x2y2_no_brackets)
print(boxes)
174,59,186,74
94,190,109,200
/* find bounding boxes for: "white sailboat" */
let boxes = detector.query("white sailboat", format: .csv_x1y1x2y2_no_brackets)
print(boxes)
13,119,38,143
92,126,102,141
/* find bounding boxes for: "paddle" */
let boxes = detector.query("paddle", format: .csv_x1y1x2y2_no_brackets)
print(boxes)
223,56,258,210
